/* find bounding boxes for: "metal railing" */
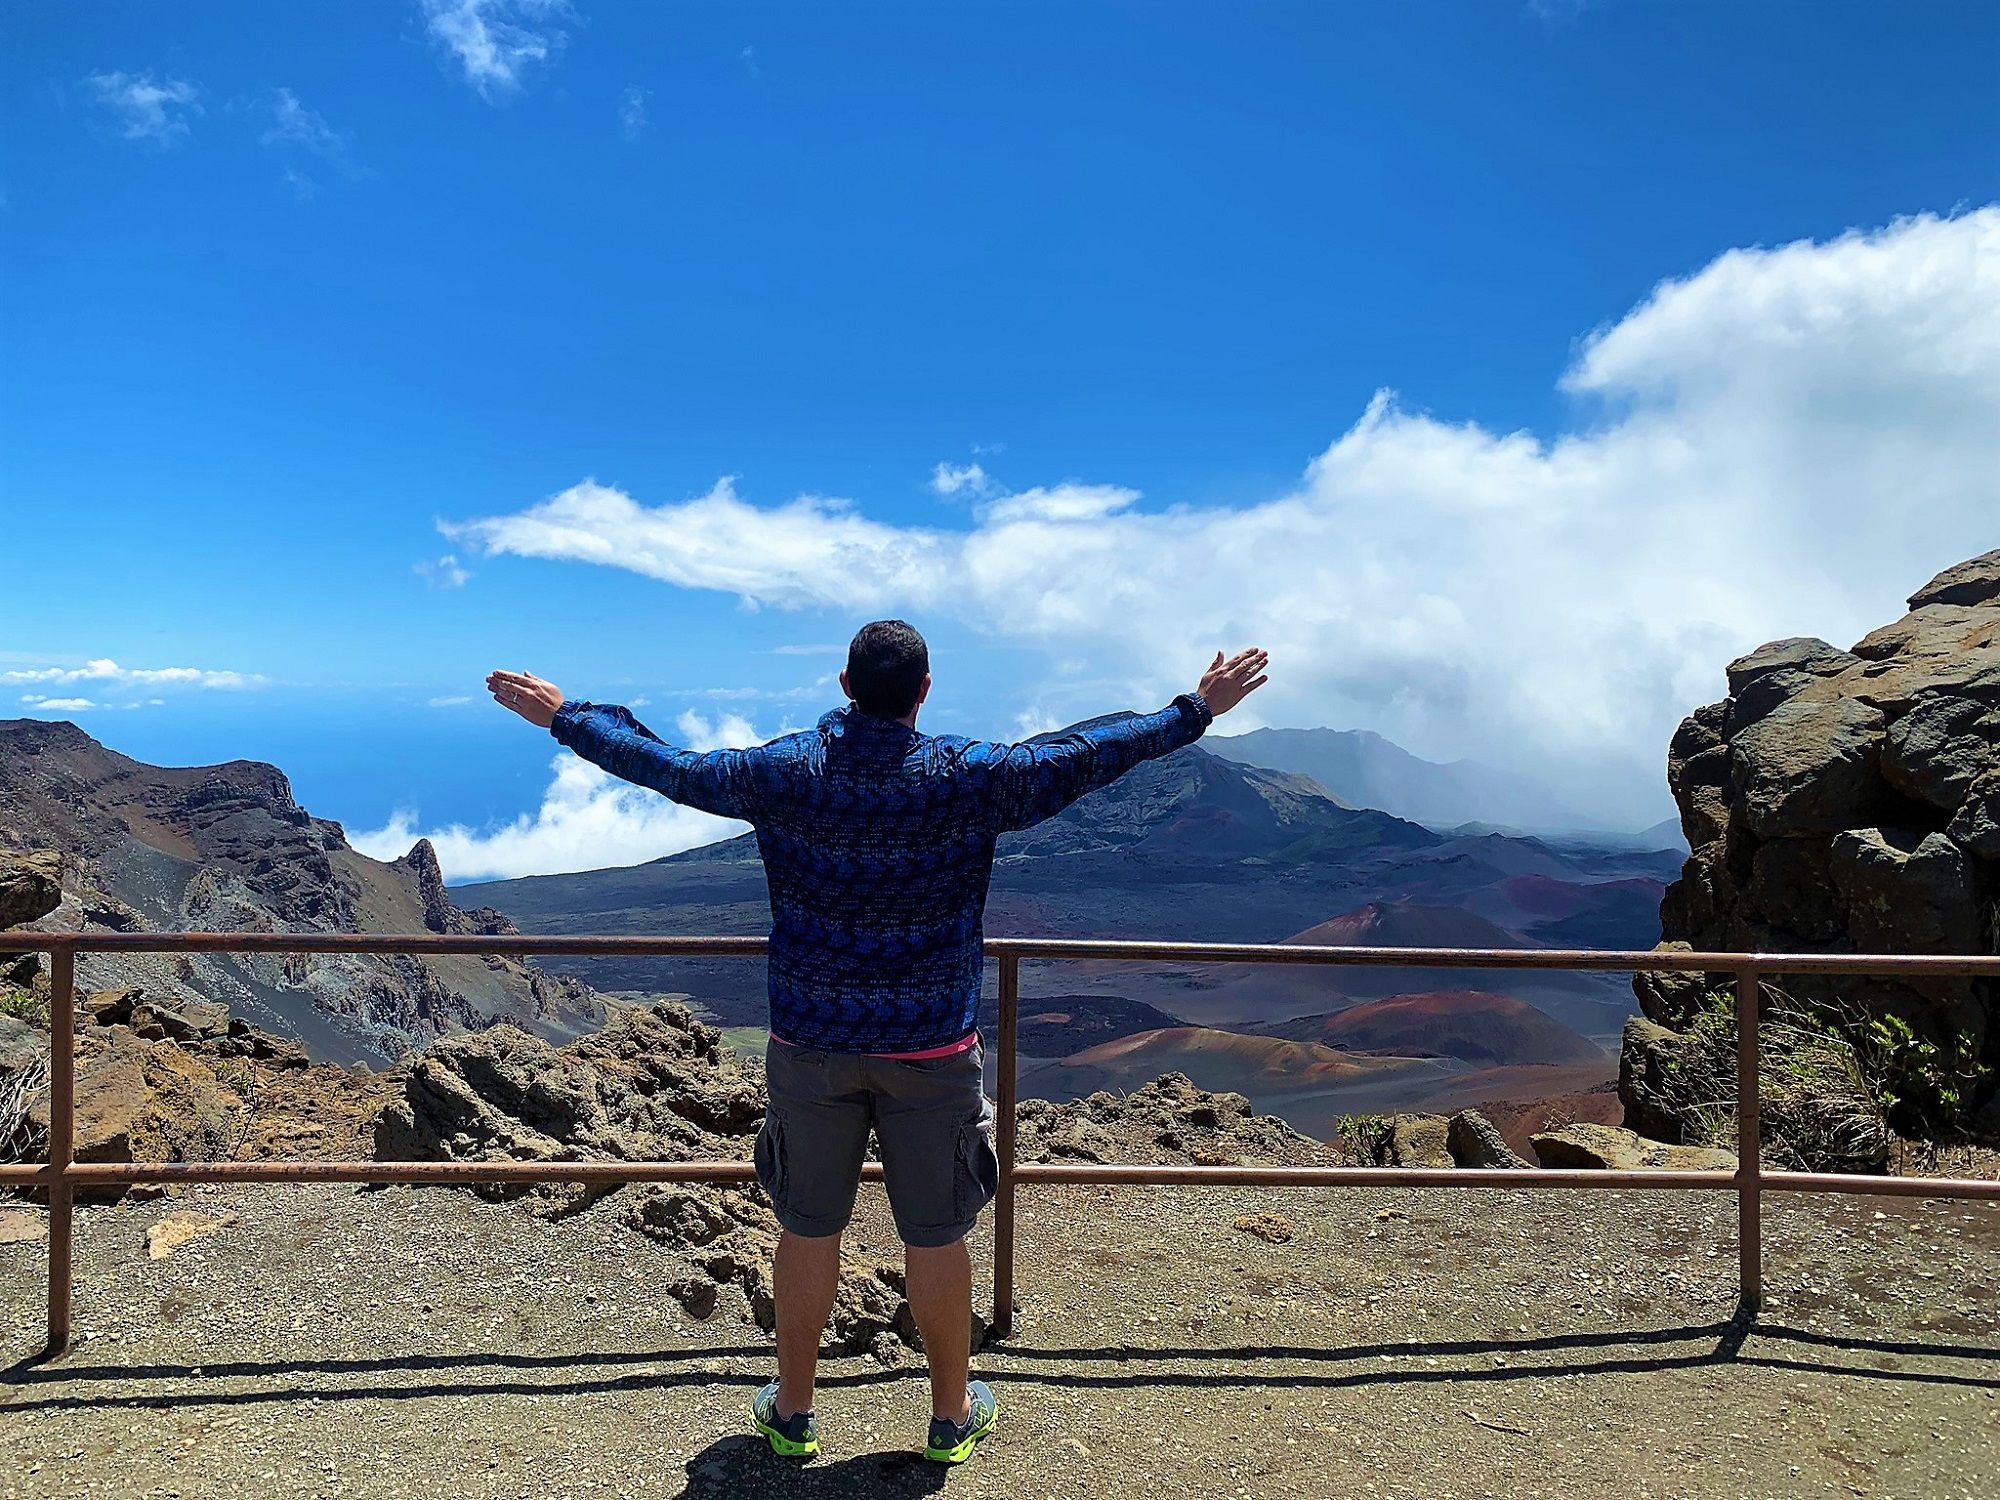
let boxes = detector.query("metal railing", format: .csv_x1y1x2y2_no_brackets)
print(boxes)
4,931,1998,1359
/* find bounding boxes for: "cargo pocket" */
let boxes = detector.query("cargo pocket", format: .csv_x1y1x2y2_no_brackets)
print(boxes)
954,1112,1000,1221
754,1109,788,1207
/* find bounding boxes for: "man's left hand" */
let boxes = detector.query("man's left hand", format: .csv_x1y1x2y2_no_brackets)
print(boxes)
487,670,564,728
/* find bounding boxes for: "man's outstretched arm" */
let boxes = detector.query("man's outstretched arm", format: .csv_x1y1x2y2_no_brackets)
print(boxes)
991,648,1270,832
487,669,765,822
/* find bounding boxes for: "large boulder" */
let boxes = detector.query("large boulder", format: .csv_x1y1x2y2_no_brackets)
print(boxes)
1729,696,1886,837
25,1033,240,1201
1377,1113,1452,1168
0,850,62,930
1640,550,2000,1137
1617,1016,1710,1143
1445,1109,1528,1169
1530,1123,1737,1173
0,850,62,984
373,1000,764,1180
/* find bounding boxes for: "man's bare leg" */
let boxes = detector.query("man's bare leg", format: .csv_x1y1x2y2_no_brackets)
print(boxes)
775,1228,842,1419
905,1237,973,1423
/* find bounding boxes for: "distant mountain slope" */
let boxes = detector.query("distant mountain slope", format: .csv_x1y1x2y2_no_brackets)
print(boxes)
465,742,1451,1002
470,727,1652,1055
0,718,601,1064
1024,1025,1435,1101
1206,726,1593,833
1457,873,1668,950
995,743,1432,860
1258,990,1603,1067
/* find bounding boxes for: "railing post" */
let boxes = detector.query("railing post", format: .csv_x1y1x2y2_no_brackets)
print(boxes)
992,953,1019,1339
46,944,76,1358
1734,965,1761,1318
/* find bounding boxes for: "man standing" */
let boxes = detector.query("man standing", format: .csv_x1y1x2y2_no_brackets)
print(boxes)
489,623,1268,1464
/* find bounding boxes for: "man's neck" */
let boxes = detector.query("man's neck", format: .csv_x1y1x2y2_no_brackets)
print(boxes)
850,703,920,730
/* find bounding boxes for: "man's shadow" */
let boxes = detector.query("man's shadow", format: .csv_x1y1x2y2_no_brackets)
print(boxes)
677,1435,948,1498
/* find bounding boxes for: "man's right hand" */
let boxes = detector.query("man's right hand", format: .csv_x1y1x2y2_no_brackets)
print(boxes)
1197,648,1270,717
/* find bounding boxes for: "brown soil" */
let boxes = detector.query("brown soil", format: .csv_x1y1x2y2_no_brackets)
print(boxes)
2,1175,1994,1499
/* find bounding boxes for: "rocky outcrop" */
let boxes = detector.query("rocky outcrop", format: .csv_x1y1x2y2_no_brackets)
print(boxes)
26,1033,239,1200
372,1002,763,1180
1618,1016,1702,1143
374,1031,1323,1354
0,976,393,1198
373,1000,963,1356
1641,551,2000,1136
1530,1124,1736,1174
0,849,62,985
0,850,62,931
1445,1109,1529,1169
1376,1113,1452,1168
1013,1073,1331,1167
0,718,606,1062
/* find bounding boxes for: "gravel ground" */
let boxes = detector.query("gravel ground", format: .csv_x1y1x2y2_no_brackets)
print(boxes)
1,1179,1994,1500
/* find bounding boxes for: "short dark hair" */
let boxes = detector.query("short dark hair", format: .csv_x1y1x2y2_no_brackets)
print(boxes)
846,620,929,718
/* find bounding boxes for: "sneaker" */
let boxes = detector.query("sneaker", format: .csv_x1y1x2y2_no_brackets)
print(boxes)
751,1382,819,1458
923,1379,998,1464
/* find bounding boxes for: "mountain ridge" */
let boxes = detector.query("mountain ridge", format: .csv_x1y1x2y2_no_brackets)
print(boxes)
0,717,604,1064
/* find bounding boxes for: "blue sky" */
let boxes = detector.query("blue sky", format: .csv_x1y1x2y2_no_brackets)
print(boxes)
3,2,1997,877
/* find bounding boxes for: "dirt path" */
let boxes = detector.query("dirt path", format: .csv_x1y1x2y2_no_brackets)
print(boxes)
1,1178,1994,1499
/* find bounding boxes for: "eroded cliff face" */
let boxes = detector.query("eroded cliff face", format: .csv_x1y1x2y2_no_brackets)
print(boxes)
0,720,603,1063
1641,550,2000,1129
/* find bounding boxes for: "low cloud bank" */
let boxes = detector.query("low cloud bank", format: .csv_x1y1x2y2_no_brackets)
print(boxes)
350,710,768,882
440,210,1999,834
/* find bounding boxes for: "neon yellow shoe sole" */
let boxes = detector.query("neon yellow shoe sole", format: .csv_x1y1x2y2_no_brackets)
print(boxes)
923,1381,998,1463
753,1415,819,1458
751,1383,819,1457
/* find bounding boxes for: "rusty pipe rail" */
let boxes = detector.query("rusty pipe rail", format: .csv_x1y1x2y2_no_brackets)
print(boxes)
6,931,1999,1357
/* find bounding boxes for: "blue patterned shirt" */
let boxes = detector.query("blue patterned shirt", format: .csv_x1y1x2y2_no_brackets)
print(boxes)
549,694,1213,1051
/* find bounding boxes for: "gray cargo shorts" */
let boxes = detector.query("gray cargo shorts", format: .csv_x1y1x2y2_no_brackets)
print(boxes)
756,1036,1000,1250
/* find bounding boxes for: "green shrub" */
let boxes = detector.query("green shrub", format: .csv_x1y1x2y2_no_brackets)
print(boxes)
0,989,47,1029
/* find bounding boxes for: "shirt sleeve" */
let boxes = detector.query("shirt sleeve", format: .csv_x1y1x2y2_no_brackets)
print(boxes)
989,693,1213,833
548,700,766,822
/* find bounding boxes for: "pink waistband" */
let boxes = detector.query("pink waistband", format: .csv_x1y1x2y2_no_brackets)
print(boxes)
769,1029,979,1061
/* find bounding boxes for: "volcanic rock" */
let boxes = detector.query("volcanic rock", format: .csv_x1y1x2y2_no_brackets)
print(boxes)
1014,1073,1330,1168
1640,550,2000,1136
1617,1016,1704,1144
1530,1123,1736,1173
1445,1109,1529,1169
0,850,62,930
1378,1113,1452,1169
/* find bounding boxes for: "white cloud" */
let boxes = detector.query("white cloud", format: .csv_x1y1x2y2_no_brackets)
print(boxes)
440,210,2000,826
415,553,471,588
428,694,475,708
619,86,649,141
350,709,777,881
931,461,990,497
1014,707,1062,738
261,89,349,160
4,659,265,690
445,477,952,611
19,694,167,713
421,0,570,101
259,89,356,198
86,71,201,147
